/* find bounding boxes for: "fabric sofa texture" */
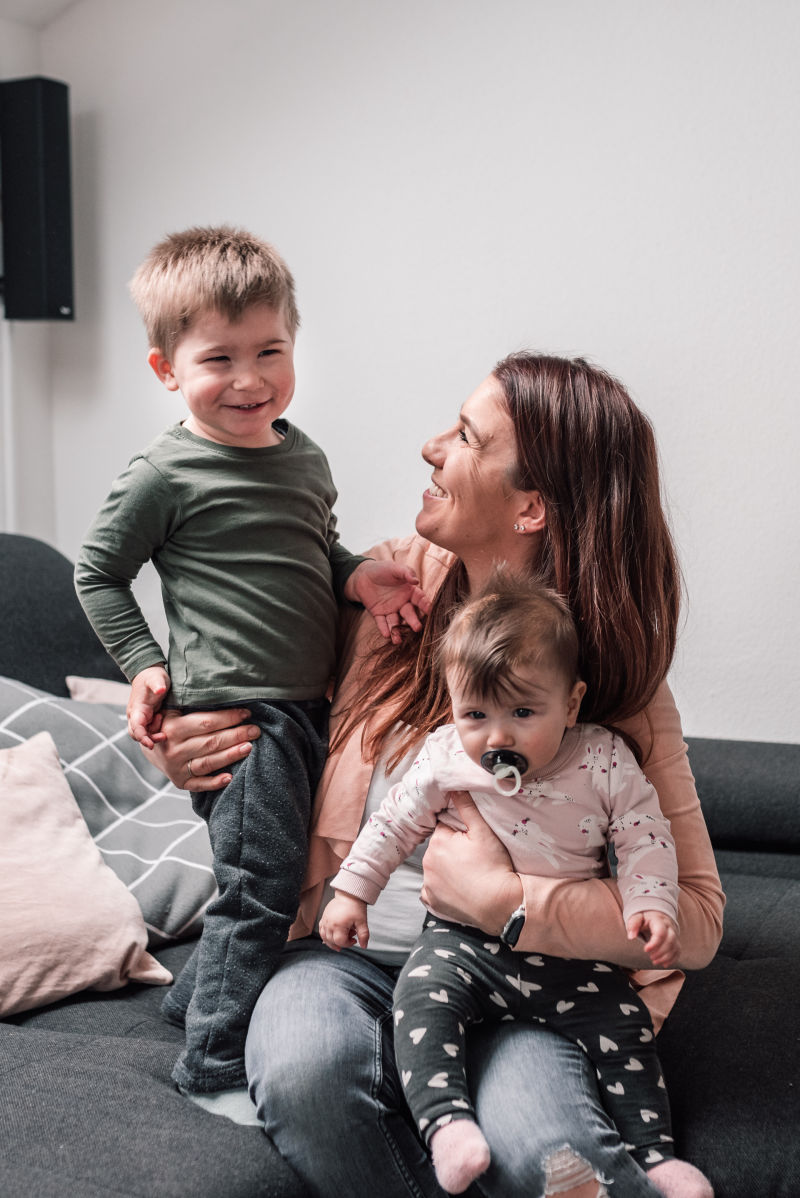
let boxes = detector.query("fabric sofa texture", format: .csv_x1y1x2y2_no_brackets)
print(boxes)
0,532,797,1197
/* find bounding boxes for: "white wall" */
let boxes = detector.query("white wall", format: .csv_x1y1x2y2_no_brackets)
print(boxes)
13,0,796,742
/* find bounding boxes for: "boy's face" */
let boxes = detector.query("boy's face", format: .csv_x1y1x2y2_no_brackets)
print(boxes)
448,660,586,783
148,303,295,448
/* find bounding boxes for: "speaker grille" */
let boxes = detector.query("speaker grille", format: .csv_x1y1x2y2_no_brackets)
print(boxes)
0,76,75,321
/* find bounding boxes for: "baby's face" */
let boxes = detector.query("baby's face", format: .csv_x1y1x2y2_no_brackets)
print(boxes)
448,661,585,785
149,302,295,448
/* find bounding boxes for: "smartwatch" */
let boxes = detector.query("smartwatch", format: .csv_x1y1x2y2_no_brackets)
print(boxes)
499,901,526,948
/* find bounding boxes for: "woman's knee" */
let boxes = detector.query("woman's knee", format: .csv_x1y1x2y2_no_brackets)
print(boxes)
539,1147,612,1197
466,1023,653,1198
245,943,396,1126
245,945,442,1197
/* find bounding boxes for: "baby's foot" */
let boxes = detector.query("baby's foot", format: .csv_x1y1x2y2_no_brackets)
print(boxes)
430,1119,491,1194
648,1157,714,1198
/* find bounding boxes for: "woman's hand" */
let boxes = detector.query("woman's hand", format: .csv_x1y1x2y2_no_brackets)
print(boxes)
140,706,261,791
420,792,523,936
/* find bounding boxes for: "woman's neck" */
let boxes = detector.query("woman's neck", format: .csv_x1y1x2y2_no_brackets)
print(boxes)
461,535,542,595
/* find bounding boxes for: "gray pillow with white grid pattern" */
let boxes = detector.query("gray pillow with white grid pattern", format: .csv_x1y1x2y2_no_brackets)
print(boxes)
0,675,215,947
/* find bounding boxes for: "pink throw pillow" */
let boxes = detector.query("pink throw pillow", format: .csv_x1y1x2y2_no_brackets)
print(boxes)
0,731,171,1016
65,675,132,704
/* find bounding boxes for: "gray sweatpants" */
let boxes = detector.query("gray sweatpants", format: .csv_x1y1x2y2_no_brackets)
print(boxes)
164,698,328,1094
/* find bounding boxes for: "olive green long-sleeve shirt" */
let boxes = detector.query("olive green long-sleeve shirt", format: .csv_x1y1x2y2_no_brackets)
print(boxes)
75,420,364,707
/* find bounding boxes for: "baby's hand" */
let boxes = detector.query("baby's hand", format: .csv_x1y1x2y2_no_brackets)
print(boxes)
626,910,680,968
128,665,170,749
344,560,431,644
319,893,370,951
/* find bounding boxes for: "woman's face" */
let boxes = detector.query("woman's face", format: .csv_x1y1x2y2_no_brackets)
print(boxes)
416,375,534,575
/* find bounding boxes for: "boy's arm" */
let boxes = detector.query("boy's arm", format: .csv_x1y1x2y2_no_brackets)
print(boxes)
74,457,173,682
328,540,369,601
324,505,367,602
324,502,429,639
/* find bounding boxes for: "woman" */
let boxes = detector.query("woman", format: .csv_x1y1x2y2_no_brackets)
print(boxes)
148,354,723,1198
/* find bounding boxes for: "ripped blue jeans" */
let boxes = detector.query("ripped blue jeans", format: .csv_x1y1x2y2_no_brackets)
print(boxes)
245,939,663,1197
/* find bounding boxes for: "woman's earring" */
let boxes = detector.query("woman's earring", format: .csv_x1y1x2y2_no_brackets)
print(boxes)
513,522,524,533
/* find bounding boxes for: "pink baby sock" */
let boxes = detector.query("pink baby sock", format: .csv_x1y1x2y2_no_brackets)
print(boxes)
648,1158,714,1198
430,1119,491,1194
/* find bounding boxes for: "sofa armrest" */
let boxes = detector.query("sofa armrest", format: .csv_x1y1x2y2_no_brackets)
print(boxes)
0,533,124,696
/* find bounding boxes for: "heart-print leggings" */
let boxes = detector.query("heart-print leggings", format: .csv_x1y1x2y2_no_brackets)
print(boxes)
393,915,674,1173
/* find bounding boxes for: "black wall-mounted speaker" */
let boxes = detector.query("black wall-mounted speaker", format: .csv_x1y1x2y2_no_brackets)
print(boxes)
0,76,74,321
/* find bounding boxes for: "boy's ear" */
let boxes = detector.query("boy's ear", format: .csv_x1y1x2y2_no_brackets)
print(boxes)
147,348,180,391
565,680,587,727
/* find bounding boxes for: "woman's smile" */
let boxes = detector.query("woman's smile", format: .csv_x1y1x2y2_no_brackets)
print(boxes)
424,480,448,500
415,376,535,583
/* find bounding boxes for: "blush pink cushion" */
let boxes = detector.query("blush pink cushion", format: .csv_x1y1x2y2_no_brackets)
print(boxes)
0,731,171,1016
65,675,132,704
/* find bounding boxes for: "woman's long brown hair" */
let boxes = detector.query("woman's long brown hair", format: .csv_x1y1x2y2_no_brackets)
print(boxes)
334,353,681,769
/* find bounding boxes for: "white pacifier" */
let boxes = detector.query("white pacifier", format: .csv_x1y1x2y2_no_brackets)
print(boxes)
480,749,528,796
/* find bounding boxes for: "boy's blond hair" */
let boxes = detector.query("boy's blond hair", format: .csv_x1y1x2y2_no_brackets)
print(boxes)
440,573,581,703
129,225,299,356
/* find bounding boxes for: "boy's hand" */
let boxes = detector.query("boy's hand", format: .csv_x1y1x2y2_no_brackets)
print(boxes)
345,560,431,644
128,665,171,749
626,910,680,968
319,893,370,951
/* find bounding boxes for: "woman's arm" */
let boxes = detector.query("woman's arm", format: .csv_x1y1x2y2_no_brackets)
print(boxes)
421,683,724,972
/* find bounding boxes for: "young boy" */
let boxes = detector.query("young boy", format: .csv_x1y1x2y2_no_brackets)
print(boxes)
75,226,428,1107
321,577,712,1198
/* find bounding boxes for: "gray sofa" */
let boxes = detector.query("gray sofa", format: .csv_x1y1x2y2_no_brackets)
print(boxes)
1,532,798,1197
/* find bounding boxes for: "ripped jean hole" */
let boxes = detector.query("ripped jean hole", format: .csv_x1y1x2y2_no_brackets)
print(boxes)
544,1145,611,1197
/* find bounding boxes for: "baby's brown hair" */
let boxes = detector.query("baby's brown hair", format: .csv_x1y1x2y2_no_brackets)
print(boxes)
439,572,582,704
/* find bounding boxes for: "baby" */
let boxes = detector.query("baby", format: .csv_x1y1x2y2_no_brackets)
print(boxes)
321,576,712,1197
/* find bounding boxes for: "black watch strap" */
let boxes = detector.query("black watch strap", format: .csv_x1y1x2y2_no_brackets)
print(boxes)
499,902,526,948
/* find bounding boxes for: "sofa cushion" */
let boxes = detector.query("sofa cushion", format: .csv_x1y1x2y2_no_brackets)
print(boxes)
659,947,800,1197
687,736,799,851
1,943,306,1198
657,835,800,1198
0,675,215,947
0,1021,306,1198
0,731,172,1016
